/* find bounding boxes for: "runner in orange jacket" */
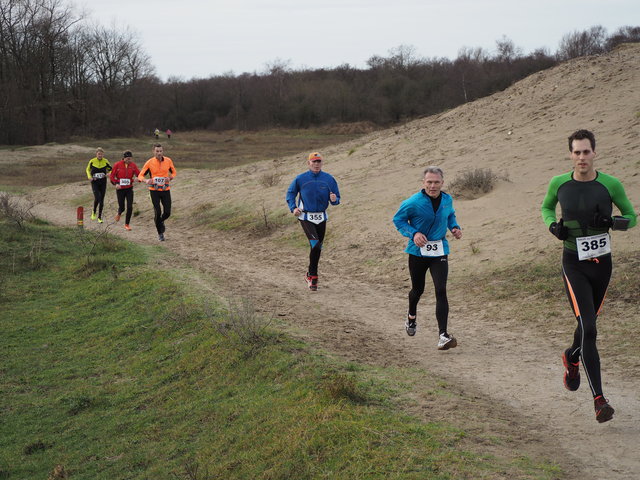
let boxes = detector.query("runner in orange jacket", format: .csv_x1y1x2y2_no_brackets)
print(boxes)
137,144,177,241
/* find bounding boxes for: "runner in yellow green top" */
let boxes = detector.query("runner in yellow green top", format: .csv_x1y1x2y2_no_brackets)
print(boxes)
541,129,637,423
138,144,177,241
85,147,112,223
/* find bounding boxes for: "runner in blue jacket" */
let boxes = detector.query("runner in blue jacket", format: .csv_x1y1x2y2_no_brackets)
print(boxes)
286,152,341,291
393,166,462,348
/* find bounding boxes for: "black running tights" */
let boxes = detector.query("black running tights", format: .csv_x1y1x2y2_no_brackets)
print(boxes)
562,250,612,398
91,179,107,217
149,190,172,234
408,254,449,335
116,188,134,224
298,219,326,276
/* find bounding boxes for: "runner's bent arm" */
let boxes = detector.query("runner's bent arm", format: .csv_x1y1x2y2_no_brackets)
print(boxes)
285,177,300,212
86,160,94,180
447,208,461,232
137,161,150,182
109,164,119,184
329,177,340,205
541,176,562,227
609,179,637,228
392,200,418,239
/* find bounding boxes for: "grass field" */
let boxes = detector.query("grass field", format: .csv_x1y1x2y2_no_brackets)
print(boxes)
0,218,562,479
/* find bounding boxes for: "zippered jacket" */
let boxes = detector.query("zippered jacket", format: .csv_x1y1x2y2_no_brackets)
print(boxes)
110,160,140,190
393,190,460,256
138,156,176,191
286,170,340,217
86,157,112,180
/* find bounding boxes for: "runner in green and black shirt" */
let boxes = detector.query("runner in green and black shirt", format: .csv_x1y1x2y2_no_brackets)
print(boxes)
85,147,112,223
541,129,637,423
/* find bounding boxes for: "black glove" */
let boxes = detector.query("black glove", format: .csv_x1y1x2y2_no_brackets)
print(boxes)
591,211,613,229
611,216,631,231
549,219,568,240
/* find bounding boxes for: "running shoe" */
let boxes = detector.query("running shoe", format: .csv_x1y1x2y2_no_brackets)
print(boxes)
405,315,417,336
97,218,103,224
305,273,318,291
115,213,121,222
437,333,457,350
124,224,131,231
562,348,580,391
90,211,97,220
594,395,614,423
158,233,165,241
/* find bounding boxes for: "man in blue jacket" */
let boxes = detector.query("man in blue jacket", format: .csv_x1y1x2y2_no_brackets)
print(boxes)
286,152,341,291
393,166,462,349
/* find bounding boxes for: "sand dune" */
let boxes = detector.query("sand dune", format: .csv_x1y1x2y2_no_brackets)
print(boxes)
23,43,640,479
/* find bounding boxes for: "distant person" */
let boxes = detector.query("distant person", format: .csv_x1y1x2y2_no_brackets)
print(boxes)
285,152,340,291
166,129,172,139
541,129,637,423
110,150,140,231
85,147,112,223
392,166,462,349
138,144,177,241
154,128,160,140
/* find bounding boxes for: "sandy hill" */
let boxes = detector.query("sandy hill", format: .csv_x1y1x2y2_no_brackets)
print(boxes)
180,42,639,277
21,43,640,480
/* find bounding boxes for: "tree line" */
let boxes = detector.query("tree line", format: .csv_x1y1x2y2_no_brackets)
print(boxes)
1,0,638,145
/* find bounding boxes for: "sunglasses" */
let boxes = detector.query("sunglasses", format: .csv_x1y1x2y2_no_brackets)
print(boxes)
311,159,322,163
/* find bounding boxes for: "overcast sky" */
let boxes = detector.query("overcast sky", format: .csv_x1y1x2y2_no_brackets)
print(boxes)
79,0,639,81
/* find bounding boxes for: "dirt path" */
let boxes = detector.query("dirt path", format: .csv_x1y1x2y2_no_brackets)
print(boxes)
30,184,640,480
14,44,640,479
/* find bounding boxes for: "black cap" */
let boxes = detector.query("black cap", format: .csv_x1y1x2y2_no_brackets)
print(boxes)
123,151,133,158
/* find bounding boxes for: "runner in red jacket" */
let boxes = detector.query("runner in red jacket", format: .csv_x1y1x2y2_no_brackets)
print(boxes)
110,150,140,231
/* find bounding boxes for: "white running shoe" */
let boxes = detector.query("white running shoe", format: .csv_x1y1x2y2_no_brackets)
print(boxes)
437,333,457,350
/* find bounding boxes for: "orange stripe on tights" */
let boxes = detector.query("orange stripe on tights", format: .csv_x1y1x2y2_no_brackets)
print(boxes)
563,271,581,318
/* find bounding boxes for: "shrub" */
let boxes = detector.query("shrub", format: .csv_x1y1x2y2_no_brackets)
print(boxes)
259,171,281,187
252,204,288,235
0,192,35,229
194,202,288,236
448,168,508,199
213,297,278,355
323,372,368,403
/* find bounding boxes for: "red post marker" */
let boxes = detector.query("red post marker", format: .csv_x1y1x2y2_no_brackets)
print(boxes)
77,206,84,229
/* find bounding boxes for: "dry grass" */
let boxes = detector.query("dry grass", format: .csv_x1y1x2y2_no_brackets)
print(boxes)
448,168,509,199
0,192,36,229
455,252,640,377
0,128,364,190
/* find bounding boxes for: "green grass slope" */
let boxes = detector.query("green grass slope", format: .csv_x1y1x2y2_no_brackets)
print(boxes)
0,220,560,479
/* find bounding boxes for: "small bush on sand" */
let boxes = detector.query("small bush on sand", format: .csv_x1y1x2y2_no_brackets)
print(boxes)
259,171,282,187
448,168,508,199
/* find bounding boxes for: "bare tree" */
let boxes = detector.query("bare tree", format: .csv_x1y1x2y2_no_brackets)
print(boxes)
557,25,607,60
454,46,489,102
495,35,523,63
605,25,640,51
0,0,83,142
83,22,153,92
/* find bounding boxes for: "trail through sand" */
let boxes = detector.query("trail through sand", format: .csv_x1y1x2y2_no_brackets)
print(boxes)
11,44,640,479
